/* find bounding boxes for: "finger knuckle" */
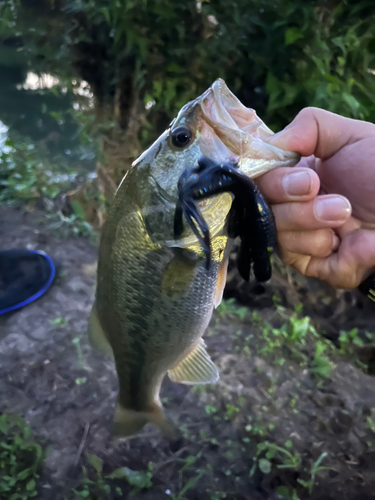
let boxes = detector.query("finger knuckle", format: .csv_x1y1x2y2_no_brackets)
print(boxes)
313,230,333,256
287,253,311,275
295,107,316,122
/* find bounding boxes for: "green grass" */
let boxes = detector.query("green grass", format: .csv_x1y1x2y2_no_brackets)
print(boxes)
253,440,301,474
49,317,68,328
0,136,72,203
218,300,338,384
0,133,100,244
0,414,44,500
234,305,336,383
216,298,248,320
72,454,153,499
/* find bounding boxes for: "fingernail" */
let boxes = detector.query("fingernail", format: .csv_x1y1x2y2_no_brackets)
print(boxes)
282,171,312,196
315,196,351,222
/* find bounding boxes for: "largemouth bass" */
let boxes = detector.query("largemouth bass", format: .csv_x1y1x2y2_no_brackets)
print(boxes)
89,79,299,437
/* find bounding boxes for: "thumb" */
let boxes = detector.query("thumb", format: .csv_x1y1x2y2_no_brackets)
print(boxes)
267,107,375,160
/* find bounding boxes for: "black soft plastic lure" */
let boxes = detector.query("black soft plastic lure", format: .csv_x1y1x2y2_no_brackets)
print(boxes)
174,156,277,283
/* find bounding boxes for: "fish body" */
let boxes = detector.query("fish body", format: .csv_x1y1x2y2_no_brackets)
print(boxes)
89,79,299,436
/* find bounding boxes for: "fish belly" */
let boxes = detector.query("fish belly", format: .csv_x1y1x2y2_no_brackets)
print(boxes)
93,203,225,435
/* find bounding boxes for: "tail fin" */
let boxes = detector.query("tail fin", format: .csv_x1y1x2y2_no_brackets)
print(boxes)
113,402,176,438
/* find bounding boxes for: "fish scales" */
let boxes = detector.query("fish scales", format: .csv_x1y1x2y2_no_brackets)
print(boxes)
96,166,224,408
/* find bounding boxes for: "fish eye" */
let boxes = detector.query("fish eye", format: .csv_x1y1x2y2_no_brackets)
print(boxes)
171,126,192,148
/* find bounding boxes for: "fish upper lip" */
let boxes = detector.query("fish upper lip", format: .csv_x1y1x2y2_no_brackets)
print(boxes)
198,79,300,162
199,79,254,135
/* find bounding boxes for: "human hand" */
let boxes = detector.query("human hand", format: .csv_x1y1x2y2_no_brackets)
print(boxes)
256,107,375,289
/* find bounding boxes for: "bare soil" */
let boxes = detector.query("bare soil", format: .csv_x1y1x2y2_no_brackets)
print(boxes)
1,205,375,500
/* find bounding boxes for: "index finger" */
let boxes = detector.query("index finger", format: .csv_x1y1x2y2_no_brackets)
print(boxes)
256,166,320,204
266,107,375,160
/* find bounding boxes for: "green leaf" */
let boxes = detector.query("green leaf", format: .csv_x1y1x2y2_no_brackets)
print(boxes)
17,468,32,480
167,62,183,73
353,336,363,346
86,453,103,474
70,200,86,221
23,424,31,440
108,467,152,489
74,489,90,498
258,458,272,474
0,415,9,434
342,92,360,112
26,479,36,491
285,28,304,45
100,7,111,25
265,72,281,96
277,486,300,500
178,471,204,496
315,340,327,358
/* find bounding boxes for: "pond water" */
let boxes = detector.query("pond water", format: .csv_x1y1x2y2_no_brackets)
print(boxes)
0,45,96,176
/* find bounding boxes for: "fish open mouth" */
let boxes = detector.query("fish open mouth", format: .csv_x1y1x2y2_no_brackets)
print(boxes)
199,79,299,172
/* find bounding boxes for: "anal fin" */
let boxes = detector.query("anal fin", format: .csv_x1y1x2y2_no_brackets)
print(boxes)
168,339,219,385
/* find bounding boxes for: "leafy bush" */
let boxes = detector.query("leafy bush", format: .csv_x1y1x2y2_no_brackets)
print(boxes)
0,135,75,203
206,0,375,128
1,0,374,180
2,1,374,123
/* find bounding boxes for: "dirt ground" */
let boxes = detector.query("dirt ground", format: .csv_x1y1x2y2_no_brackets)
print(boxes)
1,205,375,500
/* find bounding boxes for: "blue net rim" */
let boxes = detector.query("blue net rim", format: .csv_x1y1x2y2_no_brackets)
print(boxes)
0,250,56,315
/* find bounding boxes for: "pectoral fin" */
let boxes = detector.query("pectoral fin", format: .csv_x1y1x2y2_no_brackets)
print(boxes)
213,257,228,308
161,253,197,298
168,339,219,385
